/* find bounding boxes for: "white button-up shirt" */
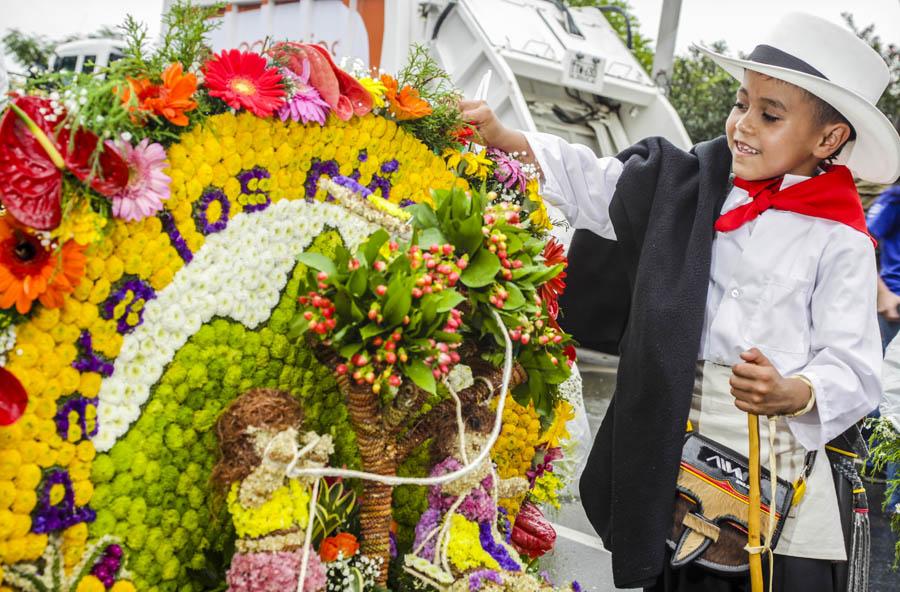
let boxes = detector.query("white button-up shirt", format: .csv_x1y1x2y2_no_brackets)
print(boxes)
527,132,882,451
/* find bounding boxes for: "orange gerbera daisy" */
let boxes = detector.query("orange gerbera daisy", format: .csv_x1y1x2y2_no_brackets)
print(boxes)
0,217,86,314
122,63,198,126
380,74,432,121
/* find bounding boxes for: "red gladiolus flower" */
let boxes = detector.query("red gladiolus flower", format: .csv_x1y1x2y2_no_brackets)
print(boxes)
204,50,286,118
538,237,568,320
0,368,27,426
0,96,128,230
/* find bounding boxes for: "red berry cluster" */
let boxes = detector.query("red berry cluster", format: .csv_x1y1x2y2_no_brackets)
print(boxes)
298,292,337,335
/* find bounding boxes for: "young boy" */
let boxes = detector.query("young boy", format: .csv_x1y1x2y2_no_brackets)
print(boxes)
461,12,900,592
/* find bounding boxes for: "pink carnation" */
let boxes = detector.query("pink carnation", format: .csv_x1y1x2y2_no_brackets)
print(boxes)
108,137,171,222
227,550,326,592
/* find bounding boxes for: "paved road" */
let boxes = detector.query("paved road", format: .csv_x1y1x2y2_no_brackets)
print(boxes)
542,353,900,590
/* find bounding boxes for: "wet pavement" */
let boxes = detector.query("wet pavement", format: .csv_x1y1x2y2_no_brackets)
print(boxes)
542,352,900,590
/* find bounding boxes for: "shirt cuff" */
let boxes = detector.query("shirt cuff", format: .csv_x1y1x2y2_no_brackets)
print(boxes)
522,131,563,200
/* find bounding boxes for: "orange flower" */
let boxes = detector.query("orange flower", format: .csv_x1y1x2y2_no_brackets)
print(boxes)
380,74,432,121
0,216,86,314
318,532,359,562
122,63,198,126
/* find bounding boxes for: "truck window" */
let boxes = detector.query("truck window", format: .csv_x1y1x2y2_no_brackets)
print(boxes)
55,55,77,72
82,55,97,73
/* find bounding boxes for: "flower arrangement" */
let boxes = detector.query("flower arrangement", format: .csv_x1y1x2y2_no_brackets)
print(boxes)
0,2,582,591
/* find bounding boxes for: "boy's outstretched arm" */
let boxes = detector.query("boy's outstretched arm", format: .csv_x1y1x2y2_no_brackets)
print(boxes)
459,99,622,241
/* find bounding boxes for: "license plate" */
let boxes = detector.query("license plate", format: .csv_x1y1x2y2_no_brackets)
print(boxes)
569,56,599,84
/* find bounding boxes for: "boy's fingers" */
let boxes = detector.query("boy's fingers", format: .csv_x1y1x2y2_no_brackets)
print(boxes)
731,362,768,380
458,99,485,111
728,375,758,394
740,347,773,367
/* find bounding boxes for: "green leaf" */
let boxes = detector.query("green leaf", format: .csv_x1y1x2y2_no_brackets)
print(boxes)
420,293,439,327
527,263,565,286
348,268,368,297
360,323,387,340
339,342,363,359
404,360,436,394
287,316,309,340
455,213,484,254
383,277,412,325
409,203,439,230
502,283,526,310
296,252,337,277
363,228,390,266
460,249,501,288
418,227,447,251
435,289,465,312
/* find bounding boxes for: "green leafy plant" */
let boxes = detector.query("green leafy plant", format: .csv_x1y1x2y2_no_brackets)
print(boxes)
394,44,465,154
313,479,358,544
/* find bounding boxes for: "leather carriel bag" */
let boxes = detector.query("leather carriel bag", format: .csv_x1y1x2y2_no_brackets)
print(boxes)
666,432,798,574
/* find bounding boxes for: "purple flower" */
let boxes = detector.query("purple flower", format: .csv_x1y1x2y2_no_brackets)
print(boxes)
194,188,231,234
72,330,114,377
278,60,331,125
160,210,193,263
32,470,95,534
478,521,521,572
368,175,392,200
381,159,399,173
305,159,340,200
489,148,527,193
54,396,99,441
101,279,157,335
572,581,583,592
357,149,368,162
412,507,442,561
469,569,503,591
459,487,495,523
237,167,272,213
332,175,373,198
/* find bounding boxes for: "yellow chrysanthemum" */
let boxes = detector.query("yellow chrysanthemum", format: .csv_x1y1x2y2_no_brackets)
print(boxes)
359,76,388,108
527,179,553,231
539,399,575,449
52,201,108,246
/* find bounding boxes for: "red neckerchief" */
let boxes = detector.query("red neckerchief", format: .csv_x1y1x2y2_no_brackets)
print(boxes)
714,165,875,246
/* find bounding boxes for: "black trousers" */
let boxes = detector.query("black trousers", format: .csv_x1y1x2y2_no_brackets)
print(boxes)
645,553,838,592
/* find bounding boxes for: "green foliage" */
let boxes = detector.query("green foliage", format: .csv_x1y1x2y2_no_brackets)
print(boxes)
313,479,358,543
1,29,55,78
566,0,655,74
868,417,900,566
392,440,432,553
666,41,738,143
411,187,574,414
842,13,900,130
395,44,465,154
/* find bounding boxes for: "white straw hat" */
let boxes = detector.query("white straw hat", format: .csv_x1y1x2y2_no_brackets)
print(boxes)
694,12,900,184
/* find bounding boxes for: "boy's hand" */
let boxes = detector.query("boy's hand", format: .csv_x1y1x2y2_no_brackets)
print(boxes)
458,99,530,157
729,348,813,416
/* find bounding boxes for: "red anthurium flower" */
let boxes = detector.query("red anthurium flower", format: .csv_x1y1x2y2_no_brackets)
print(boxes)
0,367,27,426
511,500,557,559
204,50,286,118
0,96,128,230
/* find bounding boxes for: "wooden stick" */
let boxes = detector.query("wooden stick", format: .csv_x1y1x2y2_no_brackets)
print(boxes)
747,413,764,592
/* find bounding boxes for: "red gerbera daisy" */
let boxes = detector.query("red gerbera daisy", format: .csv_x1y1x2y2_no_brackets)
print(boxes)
203,50,286,118
538,237,568,321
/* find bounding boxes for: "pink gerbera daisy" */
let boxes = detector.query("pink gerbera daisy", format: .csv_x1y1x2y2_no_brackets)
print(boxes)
277,59,331,125
109,138,171,222
204,49,286,118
